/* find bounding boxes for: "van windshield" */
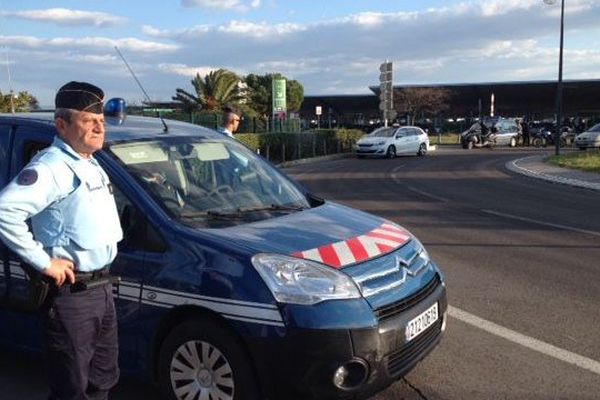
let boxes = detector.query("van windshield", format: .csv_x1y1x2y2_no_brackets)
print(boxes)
108,137,311,226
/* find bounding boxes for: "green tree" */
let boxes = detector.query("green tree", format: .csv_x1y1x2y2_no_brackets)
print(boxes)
244,73,304,116
0,90,39,112
173,69,243,113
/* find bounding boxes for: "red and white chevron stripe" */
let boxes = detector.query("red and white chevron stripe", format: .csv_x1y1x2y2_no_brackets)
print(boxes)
291,222,411,269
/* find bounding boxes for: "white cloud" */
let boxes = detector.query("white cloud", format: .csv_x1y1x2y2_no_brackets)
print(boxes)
181,0,260,12
0,8,126,27
0,35,179,53
158,63,217,77
217,20,305,38
142,25,211,40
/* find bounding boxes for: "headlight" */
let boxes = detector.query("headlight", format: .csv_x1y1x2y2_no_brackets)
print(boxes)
376,141,386,146
252,253,361,305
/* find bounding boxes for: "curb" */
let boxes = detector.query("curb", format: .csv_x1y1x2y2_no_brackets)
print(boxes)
277,153,353,168
506,155,600,192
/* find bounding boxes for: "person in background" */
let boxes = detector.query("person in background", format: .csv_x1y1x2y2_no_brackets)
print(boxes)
218,106,242,138
521,119,530,146
0,81,123,400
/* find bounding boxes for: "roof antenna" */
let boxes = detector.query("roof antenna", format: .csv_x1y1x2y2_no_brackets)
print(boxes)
114,46,168,132
4,47,15,114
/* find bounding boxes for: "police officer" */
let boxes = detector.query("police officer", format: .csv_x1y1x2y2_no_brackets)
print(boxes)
0,81,123,400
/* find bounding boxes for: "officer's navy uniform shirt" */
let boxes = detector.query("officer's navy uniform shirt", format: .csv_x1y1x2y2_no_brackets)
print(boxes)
0,136,122,272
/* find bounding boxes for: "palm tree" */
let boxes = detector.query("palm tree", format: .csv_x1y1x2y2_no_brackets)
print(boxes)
173,69,243,113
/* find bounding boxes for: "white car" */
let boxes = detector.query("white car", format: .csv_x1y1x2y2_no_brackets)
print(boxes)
356,126,429,158
574,123,600,150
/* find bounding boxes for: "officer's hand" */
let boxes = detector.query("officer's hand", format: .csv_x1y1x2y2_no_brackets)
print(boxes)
43,259,76,286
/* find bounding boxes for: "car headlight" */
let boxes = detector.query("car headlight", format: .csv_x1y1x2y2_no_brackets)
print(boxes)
376,141,386,146
252,253,361,305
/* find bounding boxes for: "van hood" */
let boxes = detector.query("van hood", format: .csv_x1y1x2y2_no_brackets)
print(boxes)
204,202,412,269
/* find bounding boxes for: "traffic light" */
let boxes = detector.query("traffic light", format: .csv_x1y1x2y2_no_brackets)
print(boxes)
378,61,396,121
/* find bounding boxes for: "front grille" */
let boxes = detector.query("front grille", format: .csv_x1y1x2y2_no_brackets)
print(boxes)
374,274,441,322
386,318,442,377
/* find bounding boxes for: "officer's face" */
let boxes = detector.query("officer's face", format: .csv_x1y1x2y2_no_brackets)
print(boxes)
56,110,106,158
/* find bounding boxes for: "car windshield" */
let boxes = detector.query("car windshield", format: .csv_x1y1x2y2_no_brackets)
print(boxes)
369,127,396,137
588,123,600,132
108,137,311,227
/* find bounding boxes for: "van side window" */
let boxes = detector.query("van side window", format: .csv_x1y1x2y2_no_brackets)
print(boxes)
112,184,167,253
23,141,50,164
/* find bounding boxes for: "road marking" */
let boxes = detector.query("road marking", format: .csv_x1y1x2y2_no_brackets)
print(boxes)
407,187,450,203
481,209,600,238
448,306,600,375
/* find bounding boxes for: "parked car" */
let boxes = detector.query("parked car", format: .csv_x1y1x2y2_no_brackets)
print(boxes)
0,105,447,400
460,117,519,149
355,126,429,158
574,123,600,150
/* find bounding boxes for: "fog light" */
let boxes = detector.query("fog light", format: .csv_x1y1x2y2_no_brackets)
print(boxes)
332,359,368,390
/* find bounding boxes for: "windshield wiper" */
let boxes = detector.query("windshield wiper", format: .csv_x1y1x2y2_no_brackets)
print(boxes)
236,204,307,213
179,204,307,220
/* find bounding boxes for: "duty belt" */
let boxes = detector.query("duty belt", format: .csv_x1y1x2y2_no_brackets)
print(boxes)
71,266,120,293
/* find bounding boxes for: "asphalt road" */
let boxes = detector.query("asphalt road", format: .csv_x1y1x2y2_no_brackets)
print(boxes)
2,146,599,399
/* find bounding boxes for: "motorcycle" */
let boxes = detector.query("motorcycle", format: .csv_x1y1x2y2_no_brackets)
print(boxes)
461,123,498,149
531,126,572,148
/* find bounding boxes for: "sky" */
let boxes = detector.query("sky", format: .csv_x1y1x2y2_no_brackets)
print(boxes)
1,0,599,107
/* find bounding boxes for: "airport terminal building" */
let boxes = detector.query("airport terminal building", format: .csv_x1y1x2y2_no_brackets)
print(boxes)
300,79,600,131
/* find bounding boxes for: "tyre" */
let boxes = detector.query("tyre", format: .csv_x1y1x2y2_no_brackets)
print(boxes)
386,145,396,158
467,140,474,150
509,137,517,147
158,319,258,400
417,143,427,156
532,137,543,148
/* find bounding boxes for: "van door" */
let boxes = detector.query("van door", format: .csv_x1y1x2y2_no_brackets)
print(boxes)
0,126,53,347
0,124,14,310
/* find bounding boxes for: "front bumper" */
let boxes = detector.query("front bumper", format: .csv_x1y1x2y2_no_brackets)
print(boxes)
248,280,447,400
575,138,599,148
355,146,386,156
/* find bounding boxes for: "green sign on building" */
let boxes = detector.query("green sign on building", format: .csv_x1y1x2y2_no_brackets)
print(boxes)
272,78,287,116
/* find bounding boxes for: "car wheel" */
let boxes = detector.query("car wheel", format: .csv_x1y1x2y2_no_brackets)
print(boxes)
386,145,396,158
158,319,259,400
532,137,543,148
509,137,517,147
417,143,427,156
467,140,474,150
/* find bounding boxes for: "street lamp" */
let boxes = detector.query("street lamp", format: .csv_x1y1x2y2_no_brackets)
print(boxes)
543,0,565,156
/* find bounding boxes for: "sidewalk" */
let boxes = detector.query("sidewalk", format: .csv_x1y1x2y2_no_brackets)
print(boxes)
506,154,600,191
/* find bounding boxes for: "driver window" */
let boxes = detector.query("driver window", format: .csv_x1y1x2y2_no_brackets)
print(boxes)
112,184,166,253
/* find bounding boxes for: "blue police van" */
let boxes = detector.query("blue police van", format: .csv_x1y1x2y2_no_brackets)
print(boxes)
0,109,447,400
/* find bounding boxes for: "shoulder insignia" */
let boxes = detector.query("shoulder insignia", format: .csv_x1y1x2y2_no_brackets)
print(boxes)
16,169,39,186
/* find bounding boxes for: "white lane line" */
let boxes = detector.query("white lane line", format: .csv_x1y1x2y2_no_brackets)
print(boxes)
481,209,600,238
448,306,600,376
407,186,450,203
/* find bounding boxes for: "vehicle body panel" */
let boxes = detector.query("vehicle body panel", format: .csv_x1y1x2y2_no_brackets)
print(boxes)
0,112,447,400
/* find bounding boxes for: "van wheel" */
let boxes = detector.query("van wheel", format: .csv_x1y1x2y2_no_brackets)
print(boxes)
158,319,258,400
386,145,396,158
509,137,517,147
417,143,427,156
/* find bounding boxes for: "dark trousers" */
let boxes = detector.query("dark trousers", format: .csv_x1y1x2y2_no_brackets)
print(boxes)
43,283,119,400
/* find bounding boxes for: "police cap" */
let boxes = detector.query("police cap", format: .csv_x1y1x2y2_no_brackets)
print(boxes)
55,81,105,114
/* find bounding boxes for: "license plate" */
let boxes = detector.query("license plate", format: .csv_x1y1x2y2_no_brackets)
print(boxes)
405,303,439,342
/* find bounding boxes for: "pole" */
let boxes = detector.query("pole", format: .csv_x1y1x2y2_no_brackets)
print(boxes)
554,0,565,156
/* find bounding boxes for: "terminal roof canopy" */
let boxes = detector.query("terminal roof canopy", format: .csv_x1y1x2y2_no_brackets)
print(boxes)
302,79,600,119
